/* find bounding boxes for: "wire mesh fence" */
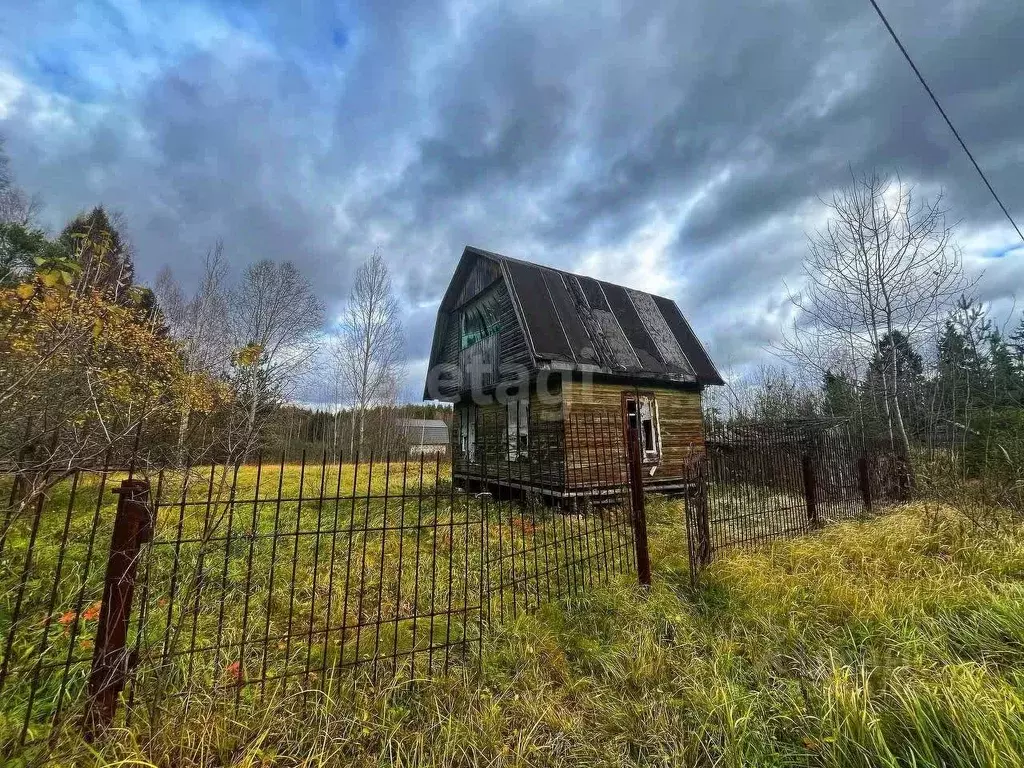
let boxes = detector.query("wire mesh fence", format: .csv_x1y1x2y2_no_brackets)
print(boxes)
0,412,638,756
0,465,123,753
685,419,906,577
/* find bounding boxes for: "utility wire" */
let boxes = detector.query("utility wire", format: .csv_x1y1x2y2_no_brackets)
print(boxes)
867,0,1024,245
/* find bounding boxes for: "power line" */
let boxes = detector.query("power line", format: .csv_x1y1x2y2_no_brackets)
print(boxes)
867,0,1024,245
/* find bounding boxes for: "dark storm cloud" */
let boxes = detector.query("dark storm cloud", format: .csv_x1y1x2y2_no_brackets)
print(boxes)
135,50,344,291
1,0,1023,398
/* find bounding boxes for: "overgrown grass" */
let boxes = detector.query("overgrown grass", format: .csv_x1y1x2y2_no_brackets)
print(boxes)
0,461,633,759
28,497,1024,766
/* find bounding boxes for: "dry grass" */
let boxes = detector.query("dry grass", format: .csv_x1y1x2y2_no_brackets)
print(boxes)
20,497,1023,767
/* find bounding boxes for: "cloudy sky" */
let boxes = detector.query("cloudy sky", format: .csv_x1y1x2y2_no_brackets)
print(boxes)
1,0,1022,401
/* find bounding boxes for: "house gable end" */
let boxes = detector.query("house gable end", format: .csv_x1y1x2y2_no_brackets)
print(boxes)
423,248,534,401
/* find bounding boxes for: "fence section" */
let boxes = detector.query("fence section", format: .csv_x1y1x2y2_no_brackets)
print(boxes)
685,420,903,577
0,413,638,756
0,463,125,753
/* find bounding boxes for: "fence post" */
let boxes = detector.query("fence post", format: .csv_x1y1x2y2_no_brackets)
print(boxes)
896,452,914,501
84,478,153,740
626,426,652,589
802,454,819,528
858,454,872,514
687,460,712,583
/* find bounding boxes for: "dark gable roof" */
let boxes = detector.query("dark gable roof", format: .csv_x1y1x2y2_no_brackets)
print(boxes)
399,419,450,446
425,246,724,394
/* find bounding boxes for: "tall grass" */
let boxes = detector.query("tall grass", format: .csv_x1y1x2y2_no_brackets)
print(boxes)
1,461,633,760
37,498,1024,767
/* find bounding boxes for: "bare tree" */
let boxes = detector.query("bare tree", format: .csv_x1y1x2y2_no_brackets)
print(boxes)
776,171,970,467
332,251,405,455
704,364,821,425
0,137,41,226
230,259,325,454
155,243,232,458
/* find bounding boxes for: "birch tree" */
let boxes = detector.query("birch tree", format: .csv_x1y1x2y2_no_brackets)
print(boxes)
0,137,40,226
230,259,324,455
155,243,232,458
777,172,969,470
333,251,404,455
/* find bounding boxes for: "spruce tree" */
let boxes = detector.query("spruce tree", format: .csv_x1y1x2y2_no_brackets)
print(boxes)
58,206,135,302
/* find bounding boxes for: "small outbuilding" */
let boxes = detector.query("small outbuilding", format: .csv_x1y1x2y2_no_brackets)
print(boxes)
398,419,450,456
423,246,723,497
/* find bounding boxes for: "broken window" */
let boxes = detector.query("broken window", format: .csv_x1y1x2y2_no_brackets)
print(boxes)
505,398,529,460
458,404,477,461
459,288,502,349
625,395,660,461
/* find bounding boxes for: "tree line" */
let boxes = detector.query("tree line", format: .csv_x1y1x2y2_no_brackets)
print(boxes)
0,136,448,520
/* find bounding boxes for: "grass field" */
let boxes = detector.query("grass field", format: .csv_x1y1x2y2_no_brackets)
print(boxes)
0,460,635,758
5,490,1016,766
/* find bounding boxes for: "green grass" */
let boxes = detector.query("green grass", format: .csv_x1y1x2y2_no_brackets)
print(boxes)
8,493,1019,766
6,462,1024,767
0,461,633,760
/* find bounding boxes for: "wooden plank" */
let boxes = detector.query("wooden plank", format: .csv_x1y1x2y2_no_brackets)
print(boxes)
562,380,704,489
433,279,530,399
454,257,502,308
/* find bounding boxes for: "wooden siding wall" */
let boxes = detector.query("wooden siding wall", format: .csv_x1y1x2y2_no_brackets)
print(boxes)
433,318,461,400
455,257,502,307
434,257,532,400
494,280,532,381
452,384,565,491
460,333,498,391
562,380,705,489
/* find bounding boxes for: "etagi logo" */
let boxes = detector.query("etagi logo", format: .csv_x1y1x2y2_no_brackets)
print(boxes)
424,362,596,415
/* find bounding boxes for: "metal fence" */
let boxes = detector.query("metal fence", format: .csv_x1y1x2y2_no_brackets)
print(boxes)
0,413,641,757
684,419,907,578
1,413,909,756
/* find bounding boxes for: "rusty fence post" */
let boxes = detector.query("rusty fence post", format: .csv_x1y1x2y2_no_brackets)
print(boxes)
626,426,652,589
686,461,712,584
802,454,819,528
858,454,873,514
84,478,153,740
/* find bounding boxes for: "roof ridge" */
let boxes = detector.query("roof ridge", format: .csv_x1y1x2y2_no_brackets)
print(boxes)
466,244,677,303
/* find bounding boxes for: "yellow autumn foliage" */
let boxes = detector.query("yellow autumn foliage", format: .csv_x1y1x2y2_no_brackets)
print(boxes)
0,280,225,456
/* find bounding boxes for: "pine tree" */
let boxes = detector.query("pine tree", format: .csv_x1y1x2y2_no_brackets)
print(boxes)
935,297,990,416
0,222,47,286
1010,315,1024,373
988,328,1021,408
822,370,857,419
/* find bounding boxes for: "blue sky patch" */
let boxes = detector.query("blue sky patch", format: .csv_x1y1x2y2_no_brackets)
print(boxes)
31,47,96,101
986,243,1024,259
332,25,349,50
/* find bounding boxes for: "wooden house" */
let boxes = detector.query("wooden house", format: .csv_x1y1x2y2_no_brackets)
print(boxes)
423,246,723,497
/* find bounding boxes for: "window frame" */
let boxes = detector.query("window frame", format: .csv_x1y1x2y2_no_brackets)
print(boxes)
458,404,477,462
505,397,529,461
623,392,662,464
458,286,502,350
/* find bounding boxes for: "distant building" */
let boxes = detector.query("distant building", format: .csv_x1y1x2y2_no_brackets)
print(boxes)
399,419,450,456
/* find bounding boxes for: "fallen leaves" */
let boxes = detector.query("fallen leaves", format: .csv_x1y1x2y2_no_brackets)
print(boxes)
224,661,244,686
